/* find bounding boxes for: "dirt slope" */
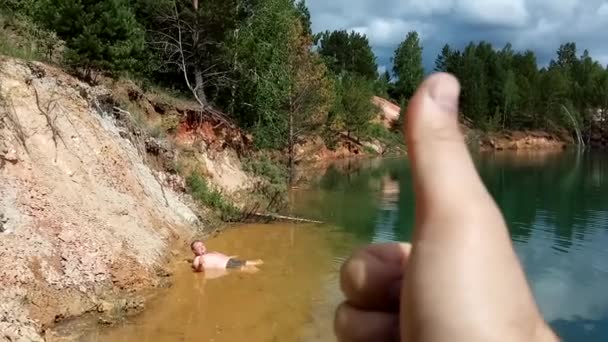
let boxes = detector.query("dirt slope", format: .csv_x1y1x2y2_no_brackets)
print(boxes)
372,96,400,128
478,130,571,151
0,57,200,340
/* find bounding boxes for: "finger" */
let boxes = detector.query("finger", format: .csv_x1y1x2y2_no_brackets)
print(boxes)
340,243,411,311
360,242,412,264
334,302,399,342
405,73,500,230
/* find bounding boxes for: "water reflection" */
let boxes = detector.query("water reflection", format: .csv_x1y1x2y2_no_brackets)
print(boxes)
294,151,608,341
371,174,400,244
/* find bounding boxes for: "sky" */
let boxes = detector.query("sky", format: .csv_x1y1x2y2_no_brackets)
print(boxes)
307,0,608,73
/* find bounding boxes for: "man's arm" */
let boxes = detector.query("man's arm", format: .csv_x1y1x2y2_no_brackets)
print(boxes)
192,256,204,272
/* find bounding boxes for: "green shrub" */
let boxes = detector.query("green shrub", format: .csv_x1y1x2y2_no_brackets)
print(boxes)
0,12,61,62
479,112,503,132
363,122,402,146
362,145,377,154
242,155,288,210
0,0,36,15
148,124,166,139
242,156,287,192
160,115,180,134
186,173,240,221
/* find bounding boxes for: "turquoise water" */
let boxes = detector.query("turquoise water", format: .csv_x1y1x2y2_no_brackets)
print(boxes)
292,152,608,341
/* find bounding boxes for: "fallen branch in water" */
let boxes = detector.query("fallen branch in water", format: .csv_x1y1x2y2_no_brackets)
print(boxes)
247,212,323,224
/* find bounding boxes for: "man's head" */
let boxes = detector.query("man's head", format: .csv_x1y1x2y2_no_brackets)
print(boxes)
191,240,207,256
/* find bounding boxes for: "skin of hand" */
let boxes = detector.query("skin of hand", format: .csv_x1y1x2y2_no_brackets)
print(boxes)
193,255,204,272
334,73,559,342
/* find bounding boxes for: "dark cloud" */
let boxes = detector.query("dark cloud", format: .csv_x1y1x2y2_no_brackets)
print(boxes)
307,0,608,72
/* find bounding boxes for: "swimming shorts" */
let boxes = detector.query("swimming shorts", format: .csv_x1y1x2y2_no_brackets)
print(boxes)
226,258,246,269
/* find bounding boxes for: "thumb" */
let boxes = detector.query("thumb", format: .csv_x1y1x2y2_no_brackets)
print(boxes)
402,73,549,341
405,73,496,232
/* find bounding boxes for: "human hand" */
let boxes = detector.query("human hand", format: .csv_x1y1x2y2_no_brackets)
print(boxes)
334,73,559,342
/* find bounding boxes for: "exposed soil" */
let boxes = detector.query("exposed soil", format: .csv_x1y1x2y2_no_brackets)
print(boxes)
108,79,256,197
0,57,203,341
372,96,400,129
478,130,571,151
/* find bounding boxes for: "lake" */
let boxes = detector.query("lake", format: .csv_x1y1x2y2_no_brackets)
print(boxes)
90,151,608,341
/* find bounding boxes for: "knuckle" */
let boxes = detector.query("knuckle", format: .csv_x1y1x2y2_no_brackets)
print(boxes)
339,255,370,300
333,302,350,340
339,256,358,297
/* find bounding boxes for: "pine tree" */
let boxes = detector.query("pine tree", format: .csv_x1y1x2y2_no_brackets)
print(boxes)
434,44,451,72
502,69,519,128
35,0,145,78
392,31,424,102
339,73,376,137
458,42,488,124
373,70,392,97
294,0,311,36
316,30,378,80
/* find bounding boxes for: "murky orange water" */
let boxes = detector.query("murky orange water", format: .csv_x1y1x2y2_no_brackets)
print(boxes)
85,224,354,342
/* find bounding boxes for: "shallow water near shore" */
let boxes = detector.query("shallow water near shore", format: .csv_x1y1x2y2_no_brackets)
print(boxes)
90,151,608,341
85,224,354,341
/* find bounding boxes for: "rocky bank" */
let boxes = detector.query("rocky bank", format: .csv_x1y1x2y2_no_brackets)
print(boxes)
478,130,571,151
0,57,256,341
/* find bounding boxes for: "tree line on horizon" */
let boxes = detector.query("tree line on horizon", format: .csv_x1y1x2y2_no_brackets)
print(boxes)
2,0,607,149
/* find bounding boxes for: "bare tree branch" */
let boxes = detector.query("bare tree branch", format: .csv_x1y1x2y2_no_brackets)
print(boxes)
146,0,237,127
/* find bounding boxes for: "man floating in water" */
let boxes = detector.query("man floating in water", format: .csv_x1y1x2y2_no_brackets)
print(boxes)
190,240,264,273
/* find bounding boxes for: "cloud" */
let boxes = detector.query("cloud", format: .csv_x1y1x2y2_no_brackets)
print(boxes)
351,18,434,47
307,0,608,71
600,3,608,17
455,0,530,28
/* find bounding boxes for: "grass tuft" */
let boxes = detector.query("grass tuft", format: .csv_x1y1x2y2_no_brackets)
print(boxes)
186,172,241,222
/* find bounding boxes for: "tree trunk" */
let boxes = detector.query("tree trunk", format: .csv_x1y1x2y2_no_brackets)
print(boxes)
230,29,239,113
230,0,241,114
288,111,295,185
194,67,208,108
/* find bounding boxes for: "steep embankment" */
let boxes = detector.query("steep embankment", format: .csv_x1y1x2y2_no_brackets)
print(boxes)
294,96,405,164
0,58,214,340
372,96,400,129
477,130,571,151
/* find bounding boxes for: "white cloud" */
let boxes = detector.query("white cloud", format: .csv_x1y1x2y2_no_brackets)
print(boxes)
600,3,608,16
455,0,530,27
526,0,580,16
510,17,562,52
378,0,455,18
349,18,434,46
